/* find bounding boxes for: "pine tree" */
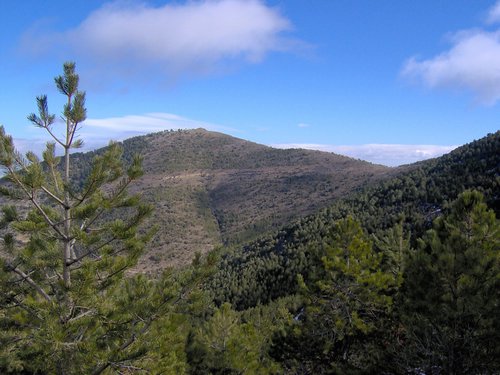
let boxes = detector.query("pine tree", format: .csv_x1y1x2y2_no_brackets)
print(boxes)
399,190,500,374
272,217,397,373
186,301,285,374
0,62,163,374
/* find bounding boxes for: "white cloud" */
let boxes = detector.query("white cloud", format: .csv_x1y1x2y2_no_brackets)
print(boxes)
13,112,237,155
402,29,500,105
402,2,500,105
81,112,237,147
297,123,310,128
21,0,298,81
487,0,500,24
271,143,457,167
12,138,52,158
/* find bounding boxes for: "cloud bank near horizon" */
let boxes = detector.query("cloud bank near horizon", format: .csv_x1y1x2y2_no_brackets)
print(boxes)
402,0,500,105
13,112,235,156
272,143,458,167
21,0,299,83
11,112,458,167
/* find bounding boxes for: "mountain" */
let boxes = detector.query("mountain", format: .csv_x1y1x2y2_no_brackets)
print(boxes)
8,129,497,275
69,128,391,272
206,130,500,309
124,129,392,272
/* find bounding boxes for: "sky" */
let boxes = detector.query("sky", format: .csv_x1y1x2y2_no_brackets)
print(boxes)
1,0,499,166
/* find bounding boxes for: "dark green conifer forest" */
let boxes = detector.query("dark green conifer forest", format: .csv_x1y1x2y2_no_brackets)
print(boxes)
0,64,499,374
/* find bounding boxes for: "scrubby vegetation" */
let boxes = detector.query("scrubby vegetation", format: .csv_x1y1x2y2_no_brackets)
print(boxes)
66,124,391,272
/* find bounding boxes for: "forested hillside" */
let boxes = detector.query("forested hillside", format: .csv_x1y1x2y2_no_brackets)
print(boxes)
195,132,499,374
207,131,500,309
2,129,498,373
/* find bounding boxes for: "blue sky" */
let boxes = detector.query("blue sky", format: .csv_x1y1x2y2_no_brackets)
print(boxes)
1,0,499,166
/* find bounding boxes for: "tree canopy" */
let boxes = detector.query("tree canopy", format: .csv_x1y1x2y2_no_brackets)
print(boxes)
0,62,162,374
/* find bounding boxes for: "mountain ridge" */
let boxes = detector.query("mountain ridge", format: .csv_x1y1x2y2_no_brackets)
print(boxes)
207,130,500,310
5,128,496,274
70,129,499,273
70,128,392,272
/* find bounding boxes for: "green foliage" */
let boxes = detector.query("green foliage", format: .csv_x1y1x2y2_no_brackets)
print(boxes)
0,63,176,374
393,190,500,374
204,131,499,373
330,131,500,235
186,298,294,374
0,64,498,374
270,218,398,373
206,131,499,311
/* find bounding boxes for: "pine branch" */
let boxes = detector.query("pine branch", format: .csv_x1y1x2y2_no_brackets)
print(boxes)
6,263,51,302
67,121,81,149
41,186,67,207
67,308,96,323
108,363,148,373
66,234,118,266
45,149,62,195
92,270,208,374
7,166,67,240
44,126,65,148
72,177,98,207
97,264,129,290
6,295,42,321
79,176,134,230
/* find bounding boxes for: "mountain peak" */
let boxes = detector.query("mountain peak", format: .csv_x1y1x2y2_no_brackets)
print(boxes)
108,129,390,272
